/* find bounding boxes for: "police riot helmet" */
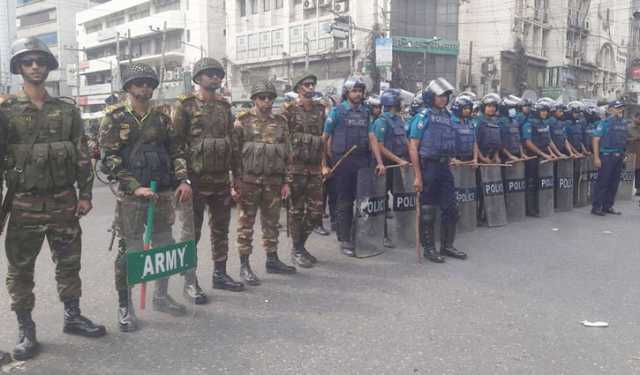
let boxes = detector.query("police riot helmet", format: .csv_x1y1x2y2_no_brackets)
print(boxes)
479,93,501,112
422,77,455,107
451,95,474,117
121,63,159,91
380,89,402,108
342,76,367,97
10,37,58,74
366,95,381,107
567,101,585,113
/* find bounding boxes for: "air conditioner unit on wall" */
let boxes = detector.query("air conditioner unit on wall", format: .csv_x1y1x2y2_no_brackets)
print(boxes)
334,1,348,13
303,0,316,10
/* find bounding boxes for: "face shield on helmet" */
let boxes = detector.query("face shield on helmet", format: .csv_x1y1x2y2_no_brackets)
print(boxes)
422,77,455,107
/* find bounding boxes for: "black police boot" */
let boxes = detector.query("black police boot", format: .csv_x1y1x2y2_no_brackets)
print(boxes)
239,255,261,286
63,299,107,338
591,207,606,216
183,270,208,304
440,222,467,260
300,234,318,264
213,261,245,291
291,240,314,268
339,241,355,257
0,350,10,365
266,252,297,274
313,224,330,236
13,311,38,361
117,289,137,333
152,278,187,317
421,205,445,263
604,207,622,215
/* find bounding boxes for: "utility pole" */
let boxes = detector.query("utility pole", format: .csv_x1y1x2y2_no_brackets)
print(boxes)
467,41,473,89
348,15,353,74
304,35,310,71
127,29,132,63
64,45,84,104
150,21,168,101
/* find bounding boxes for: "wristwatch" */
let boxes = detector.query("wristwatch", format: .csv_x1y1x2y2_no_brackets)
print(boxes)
181,178,192,185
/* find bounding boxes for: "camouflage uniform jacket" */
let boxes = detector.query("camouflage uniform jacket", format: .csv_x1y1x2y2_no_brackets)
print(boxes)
232,108,291,185
282,101,326,180
0,90,93,201
173,91,234,189
98,101,187,194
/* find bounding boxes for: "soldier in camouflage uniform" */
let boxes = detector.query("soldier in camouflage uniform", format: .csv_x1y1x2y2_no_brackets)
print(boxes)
173,58,244,302
0,37,106,361
282,73,325,268
232,81,297,285
99,63,193,332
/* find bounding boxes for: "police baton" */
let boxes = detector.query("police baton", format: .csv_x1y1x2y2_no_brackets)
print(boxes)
322,145,358,182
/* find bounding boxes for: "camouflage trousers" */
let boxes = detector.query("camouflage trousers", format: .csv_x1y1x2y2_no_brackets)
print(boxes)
5,189,82,311
236,180,282,256
114,191,175,291
288,173,323,245
179,184,231,263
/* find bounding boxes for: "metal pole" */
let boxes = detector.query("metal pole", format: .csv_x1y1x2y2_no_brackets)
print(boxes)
467,41,473,89
348,15,353,74
109,60,114,95
76,48,81,104
305,36,310,71
127,29,132,63
158,21,167,102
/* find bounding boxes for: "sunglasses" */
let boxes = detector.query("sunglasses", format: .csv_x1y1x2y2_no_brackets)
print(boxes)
19,57,48,67
256,95,274,101
130,79,155,88
301,81,315,88
201,70,223,78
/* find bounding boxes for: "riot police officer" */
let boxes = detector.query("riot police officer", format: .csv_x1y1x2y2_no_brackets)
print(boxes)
450,94,478,164
173,58,245,303
499,95,527,162
549,103,581,158
1,37,106,360
322,77,385,256
370,89,410,249
100,63,192,332
282,72,326,268
367,95,382,121
476,94,503,164
566,101,587,156
408,78,467,263
232,81,296,283
523,98,558,161
591,100,628,216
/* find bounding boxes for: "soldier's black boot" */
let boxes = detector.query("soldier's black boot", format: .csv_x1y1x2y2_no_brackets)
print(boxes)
153,278,187,317
183,270,208,305
0,350,10,365
63,299,106,338
301,234,318,264
13,310,39,361
117,289,137,333
291,240,313,269
421,205,445,263
213,261,245,291
239,255,261,286
440,222,467,260
266,252,297,274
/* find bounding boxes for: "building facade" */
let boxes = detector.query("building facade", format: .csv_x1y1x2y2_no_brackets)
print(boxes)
76,0,226,111
0,0,16,93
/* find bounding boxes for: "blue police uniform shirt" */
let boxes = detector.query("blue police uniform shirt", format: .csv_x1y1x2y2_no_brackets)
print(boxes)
371,111,400,142
323,100,374,135
521,120,534,140
594,117,624,153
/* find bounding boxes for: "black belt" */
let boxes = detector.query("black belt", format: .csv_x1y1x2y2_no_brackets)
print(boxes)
422,156,450,163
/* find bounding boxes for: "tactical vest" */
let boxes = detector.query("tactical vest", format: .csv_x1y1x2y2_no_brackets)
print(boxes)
567,118,584,149
185,99,232,175
290,104,324,164
331,104,369,156
5,101,78,192
418,109,456,158
550,118,567,151
600,117,628,150
583,121,597,151
477,115,502,155
241,116,288,177
453,116,475,159
530,118,551,150
122,141,174,189
382,113,408,158
501,118,522,155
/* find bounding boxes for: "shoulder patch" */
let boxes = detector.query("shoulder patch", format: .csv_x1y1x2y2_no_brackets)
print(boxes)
54,96,77,106
235,109,251,121
177,92,196,103
104,103,125,115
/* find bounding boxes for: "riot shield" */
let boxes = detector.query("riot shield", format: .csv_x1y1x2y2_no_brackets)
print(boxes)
554,158,574,212
503,161,526,221
537,161,555,217
114,181,198,333
579,155,594,206
587,156,598,204
389,165,418,247
479,165,507,227
452,164,477,232
354,167,386,258
573,158,586,207
616,153,636,201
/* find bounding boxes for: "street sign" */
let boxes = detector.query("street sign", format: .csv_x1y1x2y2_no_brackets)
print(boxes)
127,240,197,285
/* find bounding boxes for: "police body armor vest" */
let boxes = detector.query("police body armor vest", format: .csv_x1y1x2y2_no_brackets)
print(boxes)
453,116,475,159
122,141,174,189
331,104,369,156
550,118,567,150
418,109,456,159
530,118,551,150
382,113,408,158
477,115,502,155
241,116,287,177
600,117,628,150
185,99,232,175
567,118,584,149
583,121,597,151
502,118,522,155
5,100,78,192
290,103,324,164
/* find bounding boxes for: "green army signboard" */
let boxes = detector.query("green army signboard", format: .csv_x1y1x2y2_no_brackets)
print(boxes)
127,240,197,285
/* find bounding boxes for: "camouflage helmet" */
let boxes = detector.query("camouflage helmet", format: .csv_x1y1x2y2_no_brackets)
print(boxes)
10,37,58,74
250,80,277,99
192,57,225,83
293,72,317,92
121,63,159,91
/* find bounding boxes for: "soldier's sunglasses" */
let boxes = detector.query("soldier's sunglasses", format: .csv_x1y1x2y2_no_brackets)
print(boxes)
301,81,315,88
130,79,155,88
256,95,274,101
201,69,223,78
19,57,48,67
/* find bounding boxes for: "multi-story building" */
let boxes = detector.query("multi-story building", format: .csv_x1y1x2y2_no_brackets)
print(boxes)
459,0,630,102
76,0,226,111
0,0,16,93
14,0,105,96
626,0,640,104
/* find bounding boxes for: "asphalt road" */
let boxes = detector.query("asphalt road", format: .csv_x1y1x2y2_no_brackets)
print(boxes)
1,185,640,374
